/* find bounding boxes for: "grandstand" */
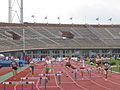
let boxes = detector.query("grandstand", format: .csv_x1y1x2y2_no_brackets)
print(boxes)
0,23,120,58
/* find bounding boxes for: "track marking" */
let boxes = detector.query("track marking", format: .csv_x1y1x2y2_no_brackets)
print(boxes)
66,65,112,90
110,74,120,80
63,67,88,90
14,71,31,90
36,65,45,90
53,65,65,90
40,85,58,88
90,80,112,90
61,82,75,84
107,79,120,86
90,71,116,90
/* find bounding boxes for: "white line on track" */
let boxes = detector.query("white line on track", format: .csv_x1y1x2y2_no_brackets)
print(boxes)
40,85,58,88
53,65,65,90
94,70,120,85
72,61,120,90
14,70,31,90
61,82,75,84
65,64,112,90
90,71,115,90
110,74,120,80
107,79,120,86
63,67,88,90
36,65,45,90
90,80,112,90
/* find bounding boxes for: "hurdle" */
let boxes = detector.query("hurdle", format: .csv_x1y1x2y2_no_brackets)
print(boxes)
39,71,62,90
39,71,62,84
87,67,92,79
3,81,34,90
21,72,62,90
72,68,93,81
73,69,78,81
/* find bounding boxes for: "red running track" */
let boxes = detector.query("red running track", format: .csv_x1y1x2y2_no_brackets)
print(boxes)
0,61,120,90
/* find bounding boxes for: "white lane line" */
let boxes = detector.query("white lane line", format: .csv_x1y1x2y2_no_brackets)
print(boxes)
69,62,119,89
107,79,120,86
89,71,114,90
40,85,58,88
61,82,75,84
110,74,120,80
90,80,112,90
14,70,31,90
53,65,65,90
36,66,45,90
63,67,88,90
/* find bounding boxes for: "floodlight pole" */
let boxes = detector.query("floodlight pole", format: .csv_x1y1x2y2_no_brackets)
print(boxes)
20,0,23,23
8,0,23,23
8,0,12,23
20,0,25,59
22,26,26,60
23,28,25,53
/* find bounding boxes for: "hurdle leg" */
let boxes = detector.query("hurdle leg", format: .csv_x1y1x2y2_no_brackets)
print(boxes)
21,83,24,90
3,83,6,90
21,79,24,90
44,77,47,90
74,71,77,81
31,82,34,90
57,74,61,85
88,70,92,79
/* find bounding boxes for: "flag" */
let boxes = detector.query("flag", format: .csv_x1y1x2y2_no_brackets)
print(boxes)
57,17,60,19
70,17,73,20
108,18,112,21
31,15,35,18
96,17,99,21
44,16,47,19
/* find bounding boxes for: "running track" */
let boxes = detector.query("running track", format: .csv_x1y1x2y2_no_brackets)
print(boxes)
0,61,120,90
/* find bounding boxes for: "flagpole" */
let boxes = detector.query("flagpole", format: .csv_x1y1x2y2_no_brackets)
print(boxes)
22,25,25,60
44,16,48,24
72,18,73,25
57,17,60,24
85,16,87,24
31,15,35,23
69,17,73,25
96,17,99,25
108,18,112,25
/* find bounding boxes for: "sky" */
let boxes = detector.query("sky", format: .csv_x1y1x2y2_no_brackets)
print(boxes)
0,0,120,24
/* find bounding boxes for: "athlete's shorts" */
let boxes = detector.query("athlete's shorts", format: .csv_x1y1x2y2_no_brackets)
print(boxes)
46,67,51,73
96,62,100,66
65,62,71,67
104,68,108,71
30,66,34,70
80,66,85,69
96,61,101,68
12,67,17,70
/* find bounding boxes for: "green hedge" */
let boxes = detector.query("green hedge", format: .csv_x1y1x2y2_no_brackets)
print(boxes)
110,62,116,65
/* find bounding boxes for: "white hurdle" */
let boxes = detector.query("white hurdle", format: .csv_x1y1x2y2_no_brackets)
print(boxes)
21,71,62,90
3,81,34,90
